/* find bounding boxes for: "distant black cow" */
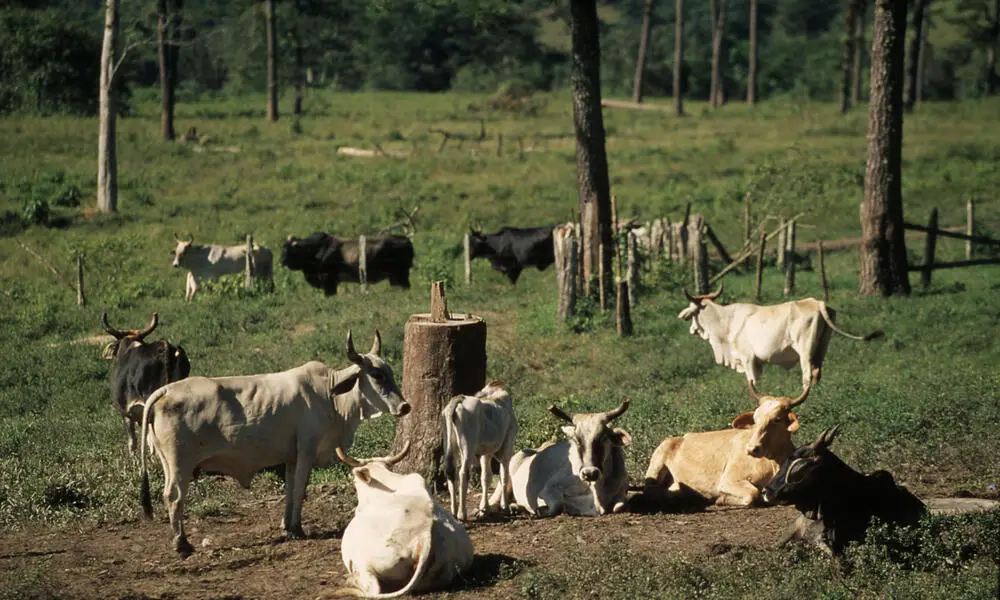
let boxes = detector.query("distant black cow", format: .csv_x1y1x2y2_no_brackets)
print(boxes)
101,312,190,453
468,226,555,284
762,426,927,556
280,232,414,296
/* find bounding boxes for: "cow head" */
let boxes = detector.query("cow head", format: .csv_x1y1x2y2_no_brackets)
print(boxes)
280,233,325,271
677,284,724,338
761,426,840,506
171,233,194,268
549,399,631,483
337,443,420,500
100,312,159,359
467,227,495,260
331,330,411,418
735,381,808,459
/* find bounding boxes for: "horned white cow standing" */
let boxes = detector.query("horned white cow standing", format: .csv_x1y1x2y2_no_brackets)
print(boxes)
337,444,474,597
441,380,518,521
642,383,809,507
138,330,409,556
170,234,274,301
492,399,632,517
678,285,882,392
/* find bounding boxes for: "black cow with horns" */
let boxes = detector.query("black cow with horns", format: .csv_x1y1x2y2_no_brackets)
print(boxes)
468,225,556,284
762,426,927,556
101,312,190,453
280,232,414,296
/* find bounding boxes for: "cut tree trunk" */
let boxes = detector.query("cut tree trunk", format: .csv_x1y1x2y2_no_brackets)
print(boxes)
97,0,119,214
747,0,758,106
633,0,655,103
390,286,487,480
265,0,278,122
674,0,685,116
841,0,861,114
571,0,614,306
904,0,928,111
859,0,910,297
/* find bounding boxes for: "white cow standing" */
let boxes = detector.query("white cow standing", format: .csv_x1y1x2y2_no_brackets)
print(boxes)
337,444,474,597
441,380,518,521
171,234,274,301
138,330,409,556
678,285,882,392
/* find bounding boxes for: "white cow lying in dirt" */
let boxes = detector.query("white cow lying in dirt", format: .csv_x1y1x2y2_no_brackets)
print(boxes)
336,443,474,597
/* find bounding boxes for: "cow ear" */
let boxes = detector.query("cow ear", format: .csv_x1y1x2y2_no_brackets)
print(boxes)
560,425,576,439
786,412,800,433
101,341,119,360
354,467,371,484
611,428,632,447
731,412,755,430
330,371,358,396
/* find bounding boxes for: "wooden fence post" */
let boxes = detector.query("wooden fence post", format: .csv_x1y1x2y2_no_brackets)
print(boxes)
743,191,752,246
463,233,472,285
679,204,691,263
922,207,938,288
496,133,503,157
616,281,633,337
626,229,638,307
755,232,767,302
967,198,975,259
692,219,709,295
76,254,85,306
358,235,368,293
776,218,786,268
244,234,254,290
818,240,829,303
783,221,796,297
554,224,578,325
666,218,676,262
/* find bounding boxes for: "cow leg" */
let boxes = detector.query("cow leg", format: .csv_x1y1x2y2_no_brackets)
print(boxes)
716,479,761,507
122,415,137,454
185,272,198,302
164,466,194,557
506,267,523,285
457,453,471,522
446,477,458,518
747,360,763,390
476,454,492,517
497,456,511,512
283,455,311,539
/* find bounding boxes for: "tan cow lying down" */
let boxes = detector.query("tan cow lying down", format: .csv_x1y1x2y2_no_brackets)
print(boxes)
678,285,882,392
643,383,809,507
337,444,474,597
139,331,409,556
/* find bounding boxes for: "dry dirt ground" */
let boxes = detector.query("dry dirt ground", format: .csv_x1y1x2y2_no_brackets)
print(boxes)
0,485,804,600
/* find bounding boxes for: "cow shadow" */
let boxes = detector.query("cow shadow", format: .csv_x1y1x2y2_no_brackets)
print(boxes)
626,484,713,515
456,553,527,591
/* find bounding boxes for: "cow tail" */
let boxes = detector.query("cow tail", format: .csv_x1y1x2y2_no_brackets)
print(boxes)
139,386,167,520
441,396,462,482
372,529,435,598
817,302,884,341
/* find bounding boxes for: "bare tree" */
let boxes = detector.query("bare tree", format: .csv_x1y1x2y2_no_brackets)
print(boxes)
570,0,613,306
841,0,862,114
266,0,278,122
852,0,869,104
632,0,655,103
97,0,119,214
709,0,727,108
860,0,910,297
293,0,304,116
905,0,929,111
674,0,684,116
747,0,758,106
157,0,183,140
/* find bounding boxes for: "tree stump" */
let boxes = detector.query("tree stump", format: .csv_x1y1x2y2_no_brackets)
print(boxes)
391,283,487,481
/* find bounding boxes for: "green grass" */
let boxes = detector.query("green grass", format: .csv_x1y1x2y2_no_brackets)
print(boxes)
2,90,1000,596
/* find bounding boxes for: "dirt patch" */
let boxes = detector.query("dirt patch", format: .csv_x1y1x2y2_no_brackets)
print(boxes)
291,323,317,337
45,334,115,349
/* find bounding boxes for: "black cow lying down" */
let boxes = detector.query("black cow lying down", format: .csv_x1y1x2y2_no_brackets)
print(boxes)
468,225,555,284
762,426,927,556
101,312,190,453
280,232,414,296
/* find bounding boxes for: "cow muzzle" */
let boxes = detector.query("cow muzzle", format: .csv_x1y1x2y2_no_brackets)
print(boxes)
579,467,601,483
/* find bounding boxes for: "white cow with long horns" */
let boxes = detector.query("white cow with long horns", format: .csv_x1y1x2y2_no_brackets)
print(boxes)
170,234,273,301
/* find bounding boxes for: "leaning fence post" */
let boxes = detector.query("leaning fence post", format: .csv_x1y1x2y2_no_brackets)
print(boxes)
616,281,633,337
554,224,578,326
462,233,472,285
776,218,786,268
783,221,796,297
743,191,752,247
692,217,708,295
244,234,254,290
358,235,368,293
76,254,85,306
967,197,975,259
755,233,767,302
922,208,938,288
626,229,638,307
818,240,829,303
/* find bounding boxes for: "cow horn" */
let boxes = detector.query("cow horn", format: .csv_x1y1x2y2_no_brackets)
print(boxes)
136,313,159,339
786,383,812,408
186,233,194,244
383,441,411,466
336,447,363,468
683,288,698,304
705,282,724,301
747,380,765,403
548,404,574,424
100,312,126,340
173,232,181,243
346,330,362,365
814,425,840,449
369,330,382,356
602,398,630,422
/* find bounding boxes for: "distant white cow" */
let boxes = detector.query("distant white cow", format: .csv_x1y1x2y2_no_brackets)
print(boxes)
337,444,474,597
492,399,631,517
171,234,273,301
441,380,518,521
678,285,882,392
138,330,409,556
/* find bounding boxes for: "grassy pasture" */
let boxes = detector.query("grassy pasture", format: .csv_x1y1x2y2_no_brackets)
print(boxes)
1,91,1000,597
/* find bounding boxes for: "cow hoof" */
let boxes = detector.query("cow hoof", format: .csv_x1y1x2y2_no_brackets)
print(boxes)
174,536,194,557
285,526,307,540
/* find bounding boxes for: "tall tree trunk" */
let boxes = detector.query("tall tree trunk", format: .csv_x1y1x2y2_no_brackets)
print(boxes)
157,0,183,141
904,0,928,111
570,0,613,306
852,0,868,104
860,0,909,297
293,0,304,116
916,11,928,104
97,0,119,214
987,0,999,95
632,0,655,103
709,0,727,108
841,0,861,114
673,0,684,116
747,0,758,105
265,0,278,122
